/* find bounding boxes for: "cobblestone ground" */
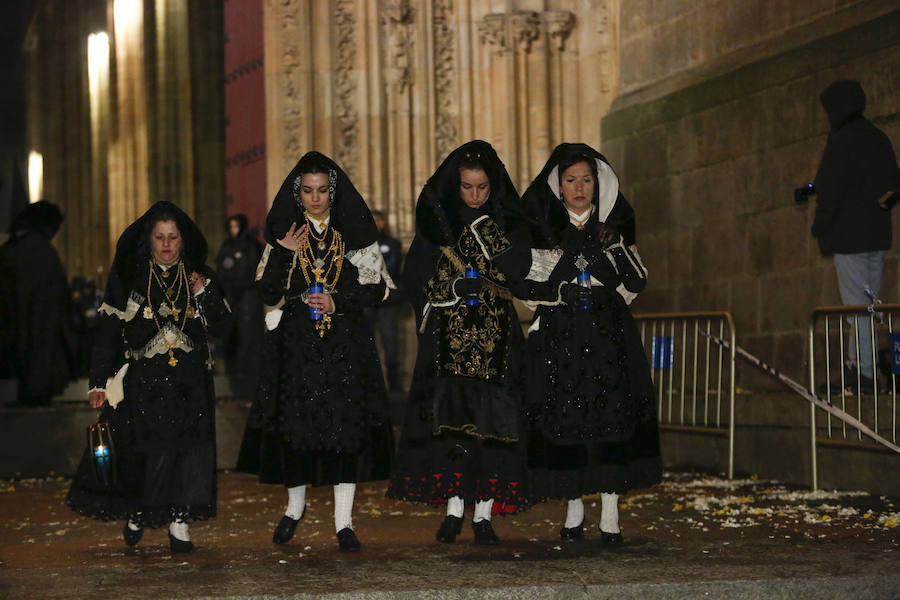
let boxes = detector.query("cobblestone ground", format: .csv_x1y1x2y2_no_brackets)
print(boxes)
0,471,897,599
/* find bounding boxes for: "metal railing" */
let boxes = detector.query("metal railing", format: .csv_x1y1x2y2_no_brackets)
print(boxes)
807,303,900,489
633,311,736,478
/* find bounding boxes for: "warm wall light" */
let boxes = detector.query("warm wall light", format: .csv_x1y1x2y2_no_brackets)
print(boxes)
28,151,43,203
88,32,109,95
113,0,142,32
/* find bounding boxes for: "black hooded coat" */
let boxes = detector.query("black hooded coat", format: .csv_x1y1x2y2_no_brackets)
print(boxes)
216,214,263,395
387,140,532,511
0,201,74,403
514,143,661,498
236,152,393,488
812,80,900,256
66,201,232,527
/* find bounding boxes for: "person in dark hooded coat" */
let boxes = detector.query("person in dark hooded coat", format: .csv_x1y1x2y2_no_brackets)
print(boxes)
811,79,900,388
236,151,395,552
514,143,661,545
387,140,532,545
66,201,232,554
215,214,263,399
0,200,74,405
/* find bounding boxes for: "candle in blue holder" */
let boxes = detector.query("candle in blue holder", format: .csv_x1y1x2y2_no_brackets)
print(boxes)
309,282,324,320
464,265,479,306
93,444,111,486
576,268,593,310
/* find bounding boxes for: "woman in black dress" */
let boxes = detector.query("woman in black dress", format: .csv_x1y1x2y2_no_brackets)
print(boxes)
516,143,661,545
237,152,394,552
387,140,531,545
66,201,231,554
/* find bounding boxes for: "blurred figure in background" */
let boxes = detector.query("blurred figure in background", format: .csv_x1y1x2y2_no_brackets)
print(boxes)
0,200,74,405
216,214,263,399
369,209,405,392
70,277,104,379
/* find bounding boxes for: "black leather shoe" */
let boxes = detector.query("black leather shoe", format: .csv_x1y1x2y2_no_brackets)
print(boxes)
600,530,623,547
472,520,500,545
122,522,143,547
272,506,306,545
168,532,194,554
559,521,584,541
436,515,463,543
337,527,361,552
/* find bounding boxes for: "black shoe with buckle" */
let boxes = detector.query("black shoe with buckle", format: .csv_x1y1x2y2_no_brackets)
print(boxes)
560,520,584,541
436,515,463,543
337,527,361,552
600,530,623,547
122,522,143,547
168,532,194,554
472,520,500,545
272,506,306,545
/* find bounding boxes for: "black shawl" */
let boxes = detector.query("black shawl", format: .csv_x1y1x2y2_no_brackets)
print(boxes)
264,151,377,251
415,139,521,245
520,143,636,248
105,201,208,312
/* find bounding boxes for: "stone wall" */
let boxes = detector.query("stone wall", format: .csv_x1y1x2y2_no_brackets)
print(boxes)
262,0,619,241
602,4,900,386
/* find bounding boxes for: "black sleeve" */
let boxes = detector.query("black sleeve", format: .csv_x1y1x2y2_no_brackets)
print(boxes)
89,313,124,390
812,136,847,239
402,235,442,330
332,261,387,313
195,269,234,339
607,244,647,293
257,244,294,306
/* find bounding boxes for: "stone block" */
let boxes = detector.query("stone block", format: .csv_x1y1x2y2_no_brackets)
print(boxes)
759,269,816,332
691,217,742,284
667,230,695,287
624,125,670,183
631,286,676,314
630,177,672,235
729,276,761,335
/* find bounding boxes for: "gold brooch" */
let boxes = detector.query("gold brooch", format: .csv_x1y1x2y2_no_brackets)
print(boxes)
143,305,154,319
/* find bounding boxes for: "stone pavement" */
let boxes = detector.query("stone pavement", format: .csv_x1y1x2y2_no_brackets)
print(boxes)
0,472,897,600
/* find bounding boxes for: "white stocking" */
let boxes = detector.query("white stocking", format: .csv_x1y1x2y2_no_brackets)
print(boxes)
473,499,493,523
127,520,141,531
286,484,306,520
446,496,464,518
333,483,356,532
600,492,620,534
169,520,190,542
565,497,584,528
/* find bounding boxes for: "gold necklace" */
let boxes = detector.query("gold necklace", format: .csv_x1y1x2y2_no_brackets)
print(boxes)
145,260,194,366
570,210,591,230
294,227,345,337
150,262,185,318
307,216,330,251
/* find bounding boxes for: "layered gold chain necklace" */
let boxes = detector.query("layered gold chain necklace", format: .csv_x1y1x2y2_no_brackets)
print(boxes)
294,220,345,337
145,260,194,366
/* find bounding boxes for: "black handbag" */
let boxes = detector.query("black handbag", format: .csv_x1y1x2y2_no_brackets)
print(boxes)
86,422,117,488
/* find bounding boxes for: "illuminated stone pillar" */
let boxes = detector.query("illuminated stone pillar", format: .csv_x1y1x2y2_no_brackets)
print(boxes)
108,0,150,247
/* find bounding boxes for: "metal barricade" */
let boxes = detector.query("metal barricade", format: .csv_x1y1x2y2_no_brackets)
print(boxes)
807,304,900,489
633,311,736,478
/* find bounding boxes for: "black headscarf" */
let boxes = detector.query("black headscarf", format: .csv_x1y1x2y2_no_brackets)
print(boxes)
9,200,63,240
820,79,866,132
520,143,636,249
264,151,377,251
105,201,208,309
226,213,249,238
415,140,521,246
